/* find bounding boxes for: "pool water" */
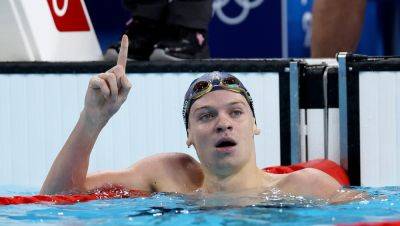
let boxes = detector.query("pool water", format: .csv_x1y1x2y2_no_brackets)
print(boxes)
0,186,399,226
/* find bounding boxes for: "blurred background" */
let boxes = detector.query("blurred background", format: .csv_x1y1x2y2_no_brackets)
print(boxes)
1,0,399,61
86,0,396,58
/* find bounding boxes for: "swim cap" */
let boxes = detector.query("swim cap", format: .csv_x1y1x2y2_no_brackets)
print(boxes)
182,71,256,129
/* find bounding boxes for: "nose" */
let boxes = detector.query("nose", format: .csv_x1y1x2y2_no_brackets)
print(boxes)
215,114,233,133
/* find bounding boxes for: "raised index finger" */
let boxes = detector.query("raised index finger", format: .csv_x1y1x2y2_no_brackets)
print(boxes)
117,35,129,69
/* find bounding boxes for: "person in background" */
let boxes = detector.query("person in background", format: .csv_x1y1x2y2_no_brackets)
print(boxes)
311,0,367,58
104,0,212,61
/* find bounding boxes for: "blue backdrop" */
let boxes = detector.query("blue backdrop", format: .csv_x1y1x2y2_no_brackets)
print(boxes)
85,0,397,58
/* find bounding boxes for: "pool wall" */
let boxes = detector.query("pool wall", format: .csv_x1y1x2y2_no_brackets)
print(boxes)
0,61,289,188
0,72,283,187
359,71,400,186
1,57,399,188
338,54,400,186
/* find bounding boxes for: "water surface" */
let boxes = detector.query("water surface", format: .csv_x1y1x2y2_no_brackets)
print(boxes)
0,186,399,226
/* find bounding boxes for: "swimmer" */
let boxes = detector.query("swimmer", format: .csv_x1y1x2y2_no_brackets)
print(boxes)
40,35,363,204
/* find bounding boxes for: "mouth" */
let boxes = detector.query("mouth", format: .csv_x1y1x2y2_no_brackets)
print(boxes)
215,138,237,153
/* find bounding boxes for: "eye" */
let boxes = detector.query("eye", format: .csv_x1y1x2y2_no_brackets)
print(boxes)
199,112,215,121
230,109,243,118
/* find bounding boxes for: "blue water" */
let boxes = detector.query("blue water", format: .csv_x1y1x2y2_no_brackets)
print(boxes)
0,186,399,226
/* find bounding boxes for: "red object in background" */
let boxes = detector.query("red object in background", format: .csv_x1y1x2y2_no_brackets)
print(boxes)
47,0,90,31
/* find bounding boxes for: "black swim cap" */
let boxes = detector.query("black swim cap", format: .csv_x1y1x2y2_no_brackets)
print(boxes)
182,71,256,129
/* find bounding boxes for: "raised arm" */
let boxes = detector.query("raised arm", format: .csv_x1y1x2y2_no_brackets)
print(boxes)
40,36,132,194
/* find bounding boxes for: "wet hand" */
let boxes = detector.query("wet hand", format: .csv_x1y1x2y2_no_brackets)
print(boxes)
83,35,132,128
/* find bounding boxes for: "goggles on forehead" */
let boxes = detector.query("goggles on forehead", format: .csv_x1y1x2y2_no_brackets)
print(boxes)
182,72,256,129
190,76,250,100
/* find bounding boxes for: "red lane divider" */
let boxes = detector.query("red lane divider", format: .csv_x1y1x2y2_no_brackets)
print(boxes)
0,186,150,205
337,221,400,226
0,159,348,205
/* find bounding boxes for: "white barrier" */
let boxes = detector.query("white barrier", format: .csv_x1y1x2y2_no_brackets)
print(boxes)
299,109,340,163
359,72,400,186
0,72,281,187
3,56,400,188
0,0,102,61
338,53,400,186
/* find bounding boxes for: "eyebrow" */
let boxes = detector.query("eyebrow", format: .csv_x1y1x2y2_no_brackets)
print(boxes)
228,101,247,107
193,106,213,115
193,100,247,114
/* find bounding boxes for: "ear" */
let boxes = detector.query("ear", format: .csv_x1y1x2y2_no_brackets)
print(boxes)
186,129,193,147
253,119,261,135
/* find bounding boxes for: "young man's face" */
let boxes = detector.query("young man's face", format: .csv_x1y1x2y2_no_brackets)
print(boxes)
187,90,258,177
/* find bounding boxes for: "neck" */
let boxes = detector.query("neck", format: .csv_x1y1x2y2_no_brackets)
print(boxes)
201,161,269,193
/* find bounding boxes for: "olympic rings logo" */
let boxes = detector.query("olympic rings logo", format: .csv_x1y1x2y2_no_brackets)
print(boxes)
52,0,68,17
213,0,264,25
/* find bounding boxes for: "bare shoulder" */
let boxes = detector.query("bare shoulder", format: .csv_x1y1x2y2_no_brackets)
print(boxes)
291,168,335,180
276,168,341,199
286,168,341,188
279,168,368,203
86,153,202,193
130,152,201,171
127,152,203,192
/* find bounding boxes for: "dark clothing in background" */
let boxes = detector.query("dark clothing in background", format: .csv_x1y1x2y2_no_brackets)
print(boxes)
123,0,212,30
